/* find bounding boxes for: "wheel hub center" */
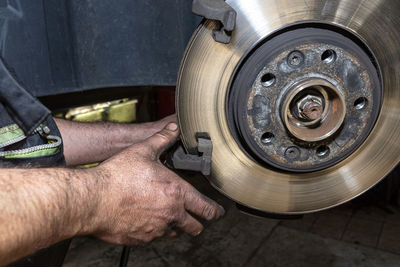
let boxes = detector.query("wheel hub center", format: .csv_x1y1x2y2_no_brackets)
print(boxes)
282,79,346,142
228,25,382,172
296,94,323,121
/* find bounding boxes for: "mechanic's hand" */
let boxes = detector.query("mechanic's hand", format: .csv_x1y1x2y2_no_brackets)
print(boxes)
90,122,225,245
150,114,177,131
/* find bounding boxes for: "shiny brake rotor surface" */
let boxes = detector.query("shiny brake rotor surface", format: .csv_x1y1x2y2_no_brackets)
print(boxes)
176,0,400,214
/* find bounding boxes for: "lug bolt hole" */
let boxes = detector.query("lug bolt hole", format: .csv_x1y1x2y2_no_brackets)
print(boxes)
261,132,275,144
354,97,368,110
316,145,330,158
321,49,336,64
261,73,275,87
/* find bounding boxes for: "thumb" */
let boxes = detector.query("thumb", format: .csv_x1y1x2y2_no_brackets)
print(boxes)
142,122,180,159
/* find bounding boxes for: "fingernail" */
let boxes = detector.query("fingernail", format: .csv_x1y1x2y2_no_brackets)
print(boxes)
166,123,178,131
194,230,202,236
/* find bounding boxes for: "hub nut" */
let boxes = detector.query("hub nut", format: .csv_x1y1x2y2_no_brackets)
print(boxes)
296,95,323,121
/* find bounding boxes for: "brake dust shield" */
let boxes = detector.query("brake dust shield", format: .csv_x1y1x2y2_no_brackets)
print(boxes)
176,0,400,214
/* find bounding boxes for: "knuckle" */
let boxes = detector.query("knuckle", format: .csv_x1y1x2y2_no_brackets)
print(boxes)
138,146,155,160
144,226,155,234
176,212,188,227
154,230,165,238
164,183,184,200
202,205,216,220
155,131,173,142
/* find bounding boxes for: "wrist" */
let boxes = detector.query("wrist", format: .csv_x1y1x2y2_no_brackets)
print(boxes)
68,167,106,236
122,122,157,145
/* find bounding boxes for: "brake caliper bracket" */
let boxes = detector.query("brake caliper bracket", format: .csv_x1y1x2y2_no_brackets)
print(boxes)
171,133,212,176
192,0,237,44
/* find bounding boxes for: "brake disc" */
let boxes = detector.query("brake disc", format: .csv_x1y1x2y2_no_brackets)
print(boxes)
176,0,400,214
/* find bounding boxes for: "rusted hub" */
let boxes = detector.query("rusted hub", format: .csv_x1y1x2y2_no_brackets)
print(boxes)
282,79,346,142
228,26,382,172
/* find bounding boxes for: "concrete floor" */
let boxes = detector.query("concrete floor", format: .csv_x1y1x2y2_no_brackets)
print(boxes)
63,172,400,267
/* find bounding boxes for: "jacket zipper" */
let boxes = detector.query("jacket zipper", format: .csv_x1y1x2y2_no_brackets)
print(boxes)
0,134,26,149
0,125,62,157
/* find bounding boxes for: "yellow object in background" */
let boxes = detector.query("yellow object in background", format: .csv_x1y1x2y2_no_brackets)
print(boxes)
61,98,138,168
108,100,138,123
65,99,138,123
72,108,106,122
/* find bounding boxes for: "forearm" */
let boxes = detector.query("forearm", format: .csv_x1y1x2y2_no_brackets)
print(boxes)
0,122,224,265
55,118,158,166
0,168,99,266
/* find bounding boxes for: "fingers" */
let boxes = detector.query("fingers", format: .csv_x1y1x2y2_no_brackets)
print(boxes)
182,185,225,221
176,212,204,236
142,123,180,159
161,114,177,124
150,114,177,135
